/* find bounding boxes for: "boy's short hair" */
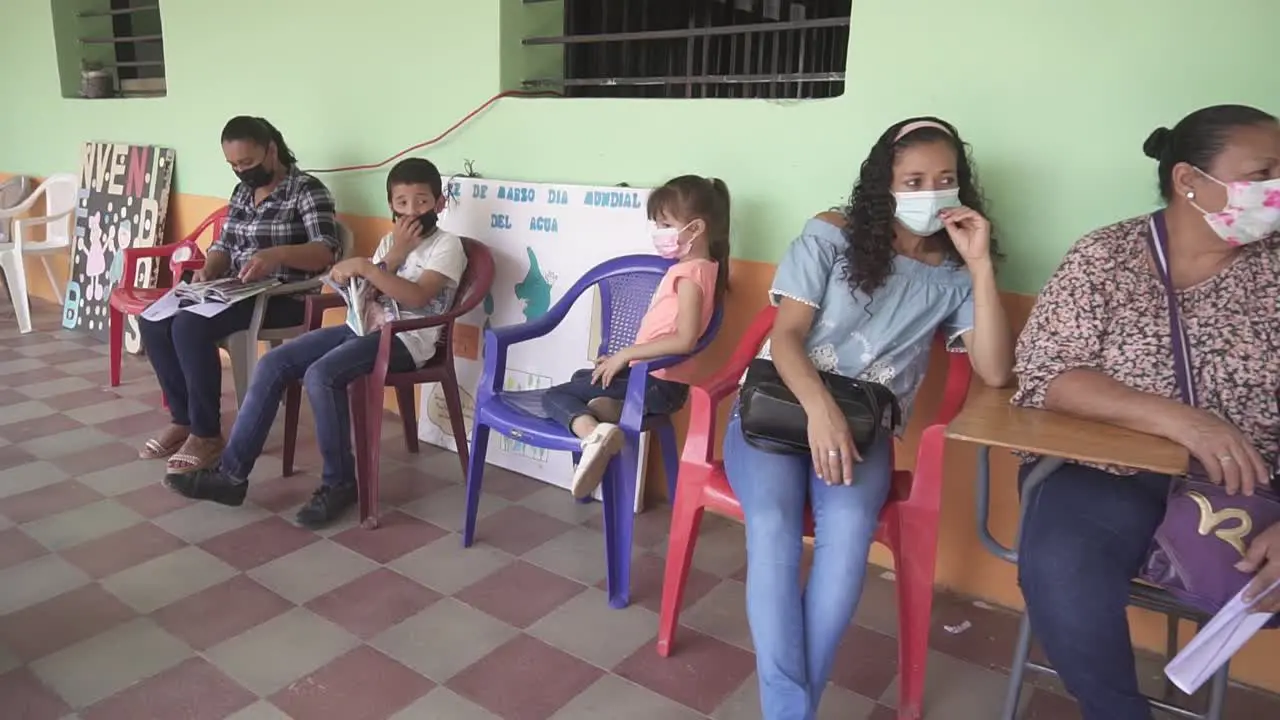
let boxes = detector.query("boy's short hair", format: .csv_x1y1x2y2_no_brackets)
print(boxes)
386,158,443,200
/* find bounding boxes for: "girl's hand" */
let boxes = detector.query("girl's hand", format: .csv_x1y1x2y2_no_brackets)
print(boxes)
591,353,630,388
940,206,992,263
1238,521,1280,612
1168,405,1269,496
808,398,860,484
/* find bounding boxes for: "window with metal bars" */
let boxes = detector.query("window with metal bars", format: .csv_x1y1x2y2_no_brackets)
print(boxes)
522,0,851,99
76,0,166,98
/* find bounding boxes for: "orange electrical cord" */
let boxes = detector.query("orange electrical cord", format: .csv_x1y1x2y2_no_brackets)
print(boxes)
306,89,562,174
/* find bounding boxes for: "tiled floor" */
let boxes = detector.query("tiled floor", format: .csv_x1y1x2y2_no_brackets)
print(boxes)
2,301,1280,719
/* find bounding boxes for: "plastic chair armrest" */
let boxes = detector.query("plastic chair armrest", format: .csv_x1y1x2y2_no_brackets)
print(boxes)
122,245,183,290
303,293,347,331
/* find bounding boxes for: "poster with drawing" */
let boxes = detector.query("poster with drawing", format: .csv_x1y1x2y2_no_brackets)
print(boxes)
418,177,656,507
62,142,176,353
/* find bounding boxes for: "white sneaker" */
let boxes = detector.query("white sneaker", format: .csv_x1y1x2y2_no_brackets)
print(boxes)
572,423,623,499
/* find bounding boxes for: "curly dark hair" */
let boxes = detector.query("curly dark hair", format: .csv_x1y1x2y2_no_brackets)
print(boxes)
838,116,1000,297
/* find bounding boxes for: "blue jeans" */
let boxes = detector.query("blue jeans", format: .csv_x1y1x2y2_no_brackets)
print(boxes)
139,296,304,437
219,325,415,487
724,410,893,720
541,367,688,429
1017,462,1171,720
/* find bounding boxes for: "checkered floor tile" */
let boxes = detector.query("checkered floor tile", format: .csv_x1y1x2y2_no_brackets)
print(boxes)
2,301,1279,719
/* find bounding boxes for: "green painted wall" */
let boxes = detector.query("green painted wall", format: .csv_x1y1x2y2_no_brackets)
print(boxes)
2,0,1276,293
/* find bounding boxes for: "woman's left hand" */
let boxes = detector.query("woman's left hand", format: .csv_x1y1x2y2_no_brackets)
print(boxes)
1238,521,1280,612
591,353,630,388
940,206,992,264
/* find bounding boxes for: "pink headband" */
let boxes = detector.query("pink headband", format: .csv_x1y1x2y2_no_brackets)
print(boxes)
894,120,952,142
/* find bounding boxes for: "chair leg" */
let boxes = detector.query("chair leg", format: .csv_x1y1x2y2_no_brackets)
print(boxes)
440,382,469,480
462,423,491,547
109,305,124,387
601,440,639,609
362,375,387,530
655,421,679,502
1206,660,1230,720
892,515,939,720
656,472,706,657
395,385,419,454
348,377,376,529
1,251,33,334
225,331,254,407
1163,614,1181,703
39,256,64,305
281,381,301,476
1001,613,1035,720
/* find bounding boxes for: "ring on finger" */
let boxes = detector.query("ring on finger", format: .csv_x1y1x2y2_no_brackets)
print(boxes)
1220,455,1235,463
827,450,840,457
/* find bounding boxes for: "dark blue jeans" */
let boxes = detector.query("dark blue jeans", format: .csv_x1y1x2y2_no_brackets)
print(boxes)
540,368,688,429
219,325,415,487
1017,461,1172,720
139,297,304,437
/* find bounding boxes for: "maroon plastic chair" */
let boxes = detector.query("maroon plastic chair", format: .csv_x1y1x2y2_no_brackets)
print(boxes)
281,238,495,528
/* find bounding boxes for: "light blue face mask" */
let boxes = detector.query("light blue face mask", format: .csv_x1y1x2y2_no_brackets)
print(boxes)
893,188,961,236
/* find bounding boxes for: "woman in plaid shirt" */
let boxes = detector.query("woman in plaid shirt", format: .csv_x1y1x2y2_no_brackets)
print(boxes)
138,116,342,474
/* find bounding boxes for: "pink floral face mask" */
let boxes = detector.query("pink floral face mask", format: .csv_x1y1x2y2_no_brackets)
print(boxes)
1192,169,1280,246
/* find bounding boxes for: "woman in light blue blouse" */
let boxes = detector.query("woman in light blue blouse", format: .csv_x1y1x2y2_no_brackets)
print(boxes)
726,117,1014,719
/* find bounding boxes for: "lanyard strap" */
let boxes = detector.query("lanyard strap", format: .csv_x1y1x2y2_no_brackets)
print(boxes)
1146,211,1198,407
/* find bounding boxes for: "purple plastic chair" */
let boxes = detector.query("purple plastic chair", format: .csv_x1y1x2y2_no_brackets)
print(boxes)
462,254,724,609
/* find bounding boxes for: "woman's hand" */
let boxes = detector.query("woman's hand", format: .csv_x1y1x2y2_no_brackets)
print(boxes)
1168,405,1269,496
238,247,282,283
1238,522,1280,612
591,353,630,388
328,258,369,285
808,398,860,485
940,206,992,264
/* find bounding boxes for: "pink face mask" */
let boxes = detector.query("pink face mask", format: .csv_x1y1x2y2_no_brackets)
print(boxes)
1192,169,1280,246
650,221,697,259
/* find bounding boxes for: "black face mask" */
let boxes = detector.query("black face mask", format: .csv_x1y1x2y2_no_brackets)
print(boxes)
236,164,274,189
393,210,439,237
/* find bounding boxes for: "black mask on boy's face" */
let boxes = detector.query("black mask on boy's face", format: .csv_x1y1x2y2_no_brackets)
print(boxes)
393,210,439,237
236,163,273,189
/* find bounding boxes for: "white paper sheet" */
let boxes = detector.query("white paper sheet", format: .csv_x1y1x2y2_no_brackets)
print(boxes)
1164,578,1280,694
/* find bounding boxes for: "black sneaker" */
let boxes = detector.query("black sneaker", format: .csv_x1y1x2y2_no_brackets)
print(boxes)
163,468,247,507
295,483,358,529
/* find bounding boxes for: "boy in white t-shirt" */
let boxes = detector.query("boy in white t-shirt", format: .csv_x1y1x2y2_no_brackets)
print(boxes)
164,158,467,528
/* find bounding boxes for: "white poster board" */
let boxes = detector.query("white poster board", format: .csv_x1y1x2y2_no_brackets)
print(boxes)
418,177,655,508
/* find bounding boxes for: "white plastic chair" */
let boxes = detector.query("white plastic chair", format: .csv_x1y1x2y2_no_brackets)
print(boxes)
224,221,355,405
0,174,77,333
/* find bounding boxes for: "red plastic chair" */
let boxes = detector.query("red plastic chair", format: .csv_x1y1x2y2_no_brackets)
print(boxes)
108,206,227,387
281,238,496,528
656,304,973,720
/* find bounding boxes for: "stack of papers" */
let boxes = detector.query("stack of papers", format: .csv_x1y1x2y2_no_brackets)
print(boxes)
141,278,280,321
174,278,280,305
321,277,399,336
1165,578,1280,694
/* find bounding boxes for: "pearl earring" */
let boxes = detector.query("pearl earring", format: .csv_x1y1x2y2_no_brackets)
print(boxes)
1186,191,1196,199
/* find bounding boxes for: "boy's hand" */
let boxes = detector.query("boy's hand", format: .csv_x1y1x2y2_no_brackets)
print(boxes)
591,353,630,388
329,258,369,285
391,215,424,249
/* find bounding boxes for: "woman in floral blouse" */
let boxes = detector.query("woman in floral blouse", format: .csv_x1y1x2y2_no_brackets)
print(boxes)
1013,104,1280,720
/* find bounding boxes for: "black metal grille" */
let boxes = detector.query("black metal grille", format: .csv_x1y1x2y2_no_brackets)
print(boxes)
523,0,852,99
77,0,166,97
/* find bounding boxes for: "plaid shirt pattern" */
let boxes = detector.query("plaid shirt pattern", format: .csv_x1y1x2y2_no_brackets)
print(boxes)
210,166,341,283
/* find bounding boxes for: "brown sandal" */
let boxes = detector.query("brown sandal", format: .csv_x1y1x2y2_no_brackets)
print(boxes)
165,436,224,474
139,426,190,460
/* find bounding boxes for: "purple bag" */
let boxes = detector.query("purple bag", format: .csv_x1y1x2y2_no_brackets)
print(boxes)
1137,210,1280,618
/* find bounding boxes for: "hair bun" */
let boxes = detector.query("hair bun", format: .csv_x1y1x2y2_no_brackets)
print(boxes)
1143,127,1172,160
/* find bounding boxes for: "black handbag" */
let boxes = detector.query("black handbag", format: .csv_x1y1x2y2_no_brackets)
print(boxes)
738,358,900,454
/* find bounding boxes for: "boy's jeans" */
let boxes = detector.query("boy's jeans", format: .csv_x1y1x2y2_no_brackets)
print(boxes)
220,326,415,486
